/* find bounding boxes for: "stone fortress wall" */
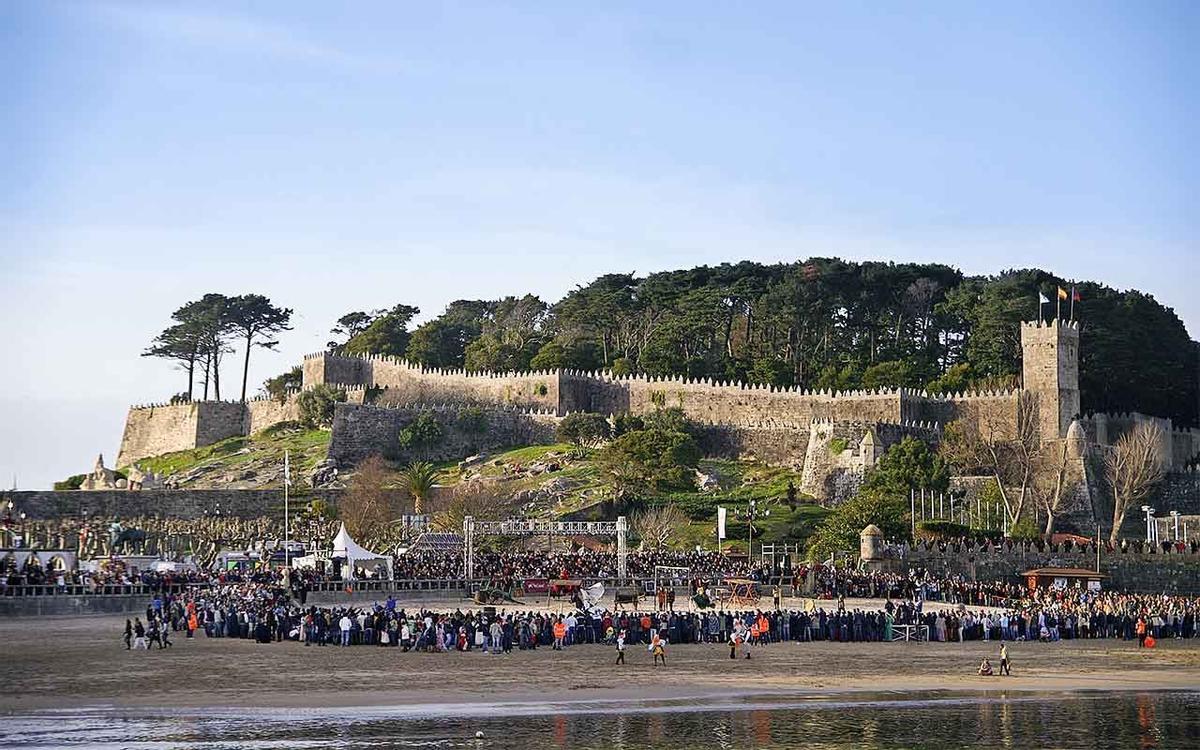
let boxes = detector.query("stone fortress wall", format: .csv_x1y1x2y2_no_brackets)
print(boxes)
115,320,1200,525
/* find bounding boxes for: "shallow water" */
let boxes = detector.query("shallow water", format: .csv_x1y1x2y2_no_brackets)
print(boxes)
4,691,1197,749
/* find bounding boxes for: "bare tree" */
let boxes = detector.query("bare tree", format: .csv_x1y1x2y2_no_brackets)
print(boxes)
941,392,1039,532
632,505,685,551
338,455,399,543
1105,422,1166,544
437,479,515,532
1034,438,1080,538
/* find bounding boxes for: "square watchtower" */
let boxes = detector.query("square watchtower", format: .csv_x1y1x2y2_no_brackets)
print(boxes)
1020,319,1080,441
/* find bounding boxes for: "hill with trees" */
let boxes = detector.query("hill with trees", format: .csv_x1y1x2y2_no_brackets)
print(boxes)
322,259,1197,426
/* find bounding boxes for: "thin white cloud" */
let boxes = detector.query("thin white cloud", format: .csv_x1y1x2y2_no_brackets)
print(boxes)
87,1,401,72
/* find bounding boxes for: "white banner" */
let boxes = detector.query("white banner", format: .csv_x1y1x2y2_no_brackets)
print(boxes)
717,506,727,540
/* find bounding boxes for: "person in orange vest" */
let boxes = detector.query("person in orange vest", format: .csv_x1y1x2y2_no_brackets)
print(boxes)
553,617,567,650
651,631,667,666
640,613,653,644
756,613,771,646
1135,616,1147,648
749,620,761,646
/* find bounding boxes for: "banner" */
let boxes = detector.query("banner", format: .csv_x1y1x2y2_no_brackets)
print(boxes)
717,506,727,540
523,578,549,594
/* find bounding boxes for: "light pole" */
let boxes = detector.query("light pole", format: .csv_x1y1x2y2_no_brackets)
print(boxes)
1141,505,1153,544
1169,511,1180,542
737,499,770,563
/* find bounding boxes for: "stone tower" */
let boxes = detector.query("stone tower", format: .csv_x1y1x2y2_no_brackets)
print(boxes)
1020,319,1081,441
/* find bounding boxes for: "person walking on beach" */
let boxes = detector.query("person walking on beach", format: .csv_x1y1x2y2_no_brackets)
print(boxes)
615,630,626,665
652,632,667,667
133,618,148,650
123,619,132,650
999,644,1010,676
339,613,353,647
160,619,173,649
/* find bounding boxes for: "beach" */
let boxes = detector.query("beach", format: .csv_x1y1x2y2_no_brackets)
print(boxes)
3,606,1198,713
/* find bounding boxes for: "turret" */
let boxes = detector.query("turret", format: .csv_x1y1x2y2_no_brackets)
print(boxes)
1021,319,1080,441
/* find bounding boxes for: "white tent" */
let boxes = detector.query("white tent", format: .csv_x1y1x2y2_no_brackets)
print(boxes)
331,523,393,580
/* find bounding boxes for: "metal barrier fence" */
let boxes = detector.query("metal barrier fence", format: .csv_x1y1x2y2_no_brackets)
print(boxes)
1,575,798,599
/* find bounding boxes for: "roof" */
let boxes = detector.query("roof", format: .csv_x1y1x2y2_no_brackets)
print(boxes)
332,523,389,561
405,532,463,553
861,524,884,536
1022,567,1107,578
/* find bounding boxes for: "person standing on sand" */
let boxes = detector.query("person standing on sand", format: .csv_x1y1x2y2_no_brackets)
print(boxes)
123,619,132,650
652,632,667,666
999,644,1010,675
133,617,147,650
615,630,626,665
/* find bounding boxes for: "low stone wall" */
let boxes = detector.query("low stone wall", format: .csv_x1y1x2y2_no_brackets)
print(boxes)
0,593,151,617
6,489,347,521
884,542,1200,594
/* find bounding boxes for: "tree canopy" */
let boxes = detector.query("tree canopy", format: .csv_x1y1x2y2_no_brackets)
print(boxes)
314,259,1198,425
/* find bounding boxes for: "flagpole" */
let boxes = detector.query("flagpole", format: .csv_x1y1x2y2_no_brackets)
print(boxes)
1056,293,1061,321
284,450,290,568
1070,287,1076,321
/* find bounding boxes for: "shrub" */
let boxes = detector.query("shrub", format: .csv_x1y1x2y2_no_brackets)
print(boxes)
457,407,489,436
828,438,849,455
297,385,346,428
54,474,87,491
398,412,444,451
557,412,611,453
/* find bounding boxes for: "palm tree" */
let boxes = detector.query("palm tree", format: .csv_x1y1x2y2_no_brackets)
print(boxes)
399,461,439,515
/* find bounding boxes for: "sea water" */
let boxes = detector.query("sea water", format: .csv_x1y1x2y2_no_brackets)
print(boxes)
3,691,1197,749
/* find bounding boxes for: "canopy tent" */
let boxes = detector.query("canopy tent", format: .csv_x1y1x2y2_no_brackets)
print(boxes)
331,523,393,580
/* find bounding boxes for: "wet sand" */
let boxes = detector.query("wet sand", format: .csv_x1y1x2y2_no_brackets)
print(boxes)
2,609,1198,713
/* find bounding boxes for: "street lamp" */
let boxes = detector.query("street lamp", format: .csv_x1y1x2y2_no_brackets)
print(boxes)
736,499,771,562
1140,506,1155,544
1169,511,1180,542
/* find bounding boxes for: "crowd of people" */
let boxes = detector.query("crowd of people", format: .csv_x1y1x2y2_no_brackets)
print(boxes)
125,573,1199,666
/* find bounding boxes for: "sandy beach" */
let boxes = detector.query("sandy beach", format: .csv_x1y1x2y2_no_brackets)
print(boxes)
2,605,1198,714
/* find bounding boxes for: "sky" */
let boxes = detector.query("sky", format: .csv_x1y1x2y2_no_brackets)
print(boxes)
1,1,1197,489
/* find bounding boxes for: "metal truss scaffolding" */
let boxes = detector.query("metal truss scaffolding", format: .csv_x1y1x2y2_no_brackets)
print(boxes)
462,516,629,580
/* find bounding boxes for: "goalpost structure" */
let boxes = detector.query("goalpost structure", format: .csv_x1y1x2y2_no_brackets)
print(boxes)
462,516,629,580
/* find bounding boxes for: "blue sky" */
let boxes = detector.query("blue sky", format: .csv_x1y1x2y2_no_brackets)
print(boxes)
1,1,1197,488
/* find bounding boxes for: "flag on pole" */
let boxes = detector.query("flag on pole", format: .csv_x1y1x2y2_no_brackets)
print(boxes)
1038,291,1050,305
717,506,727,540
1038,291,1049,321
1070,286,1080,320
1057,286,1068,300
1056,286,1067,319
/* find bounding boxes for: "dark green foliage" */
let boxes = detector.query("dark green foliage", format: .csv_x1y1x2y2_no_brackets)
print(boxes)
398,412,444,450
343,304,421,357
297,385,346,428
642,407,697,437
263,366,303,402
828,438,849,455
457,407,489,436
598,428,701,498
612,413,644,436
54,474,87,491
807,489,909,562
226,293,293,402
556,412,612,450
862,436,951,498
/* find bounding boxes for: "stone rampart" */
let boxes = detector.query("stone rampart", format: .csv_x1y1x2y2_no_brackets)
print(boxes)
891,540,1200,594
327,402,560,464
118,395,304,468
6,488,346,520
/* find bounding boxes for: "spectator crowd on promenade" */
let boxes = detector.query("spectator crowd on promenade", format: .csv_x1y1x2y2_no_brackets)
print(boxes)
131,579,1199,661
